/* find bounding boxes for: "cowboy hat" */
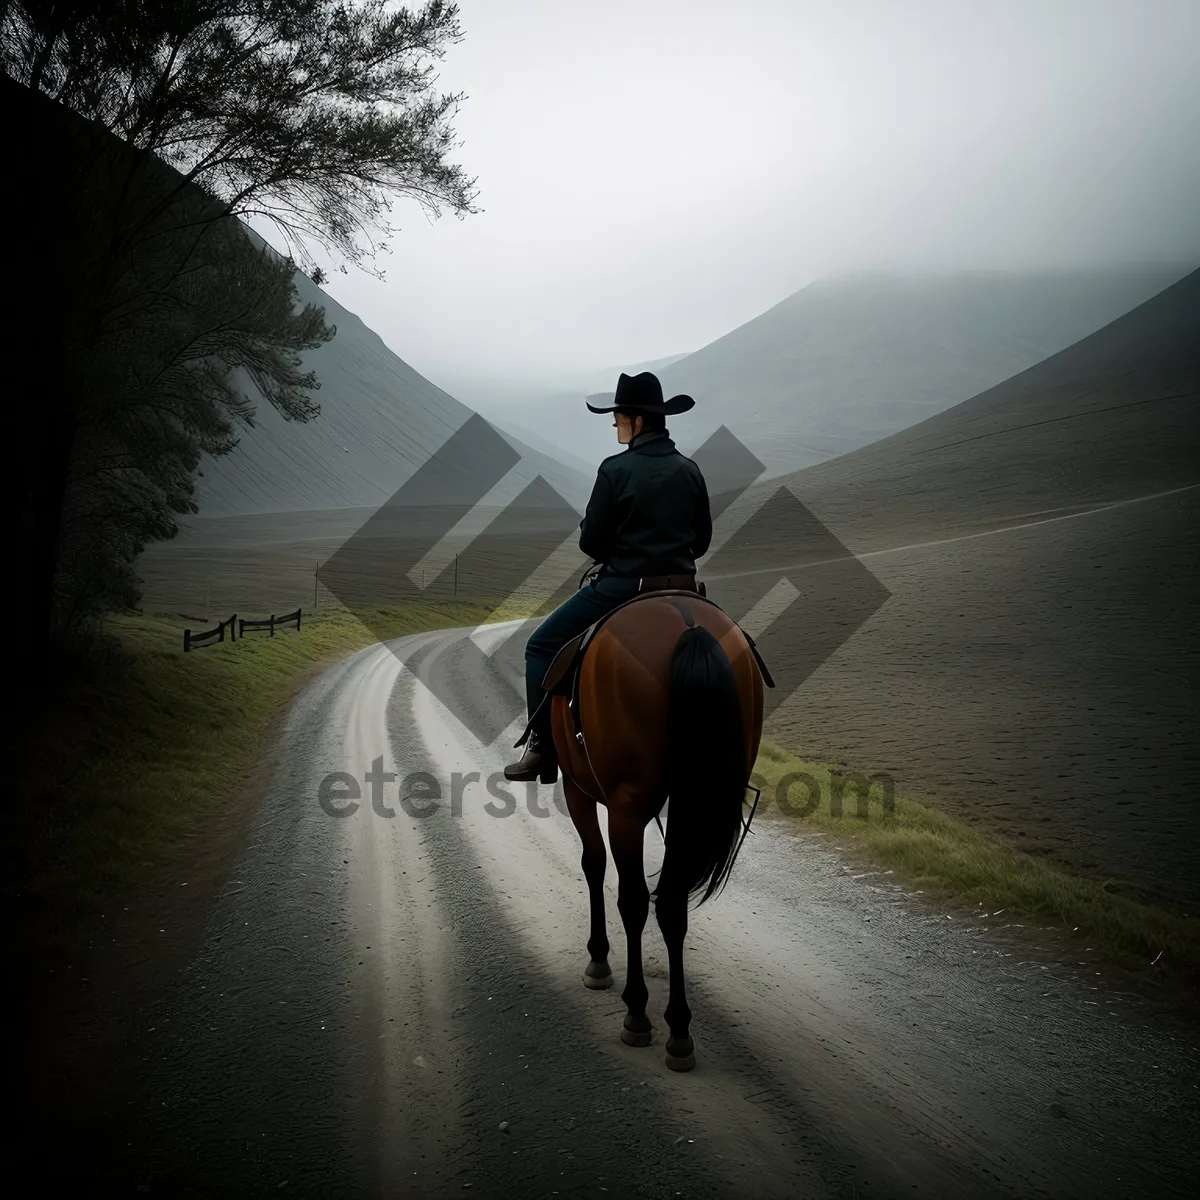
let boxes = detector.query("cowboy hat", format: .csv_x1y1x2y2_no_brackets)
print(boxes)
585,371,695,415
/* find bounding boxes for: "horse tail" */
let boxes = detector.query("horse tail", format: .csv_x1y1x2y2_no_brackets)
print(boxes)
655,623,748,905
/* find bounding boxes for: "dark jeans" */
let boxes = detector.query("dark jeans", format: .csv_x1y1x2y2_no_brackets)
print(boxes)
524,575,641,729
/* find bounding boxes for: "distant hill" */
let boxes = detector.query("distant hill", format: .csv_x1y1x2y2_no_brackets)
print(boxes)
486,417,598,482
649,267,1191,477
706,268,1199,903
141,264,595,614
772,266,1200,535
189,265,593,517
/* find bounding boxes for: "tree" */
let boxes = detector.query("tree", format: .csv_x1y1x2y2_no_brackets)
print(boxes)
2,1,478,666
55,210,335,635
1,0,479,274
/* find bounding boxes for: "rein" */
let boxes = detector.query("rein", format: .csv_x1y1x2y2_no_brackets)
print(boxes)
730,782,762,867
653,780,761,859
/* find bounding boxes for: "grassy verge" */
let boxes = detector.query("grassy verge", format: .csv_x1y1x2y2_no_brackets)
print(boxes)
750,740,1200,981
5,602,496,964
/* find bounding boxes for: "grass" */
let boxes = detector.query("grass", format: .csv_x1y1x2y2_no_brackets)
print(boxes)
750,739,1200,981
5,601,498,966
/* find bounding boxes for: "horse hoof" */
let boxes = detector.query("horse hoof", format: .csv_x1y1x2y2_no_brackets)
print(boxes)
665,1036,695,1071
621,1027,653,1047
582,962,613,990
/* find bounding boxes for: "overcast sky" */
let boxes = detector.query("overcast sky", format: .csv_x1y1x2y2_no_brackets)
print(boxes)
285,0,1200,392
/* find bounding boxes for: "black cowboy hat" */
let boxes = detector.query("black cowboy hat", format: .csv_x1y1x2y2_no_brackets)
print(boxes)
585,371,695,415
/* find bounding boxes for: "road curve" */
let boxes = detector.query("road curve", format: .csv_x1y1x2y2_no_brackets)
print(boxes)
108,622,1200,1199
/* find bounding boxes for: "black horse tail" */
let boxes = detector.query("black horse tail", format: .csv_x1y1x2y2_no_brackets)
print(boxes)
654,624,748,905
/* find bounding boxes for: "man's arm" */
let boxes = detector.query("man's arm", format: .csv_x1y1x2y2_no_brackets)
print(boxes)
579,467,616,562
692,470,713,559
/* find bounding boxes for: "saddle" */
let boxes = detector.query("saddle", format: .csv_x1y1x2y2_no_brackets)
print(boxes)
517,580,776,751
542,584,711,696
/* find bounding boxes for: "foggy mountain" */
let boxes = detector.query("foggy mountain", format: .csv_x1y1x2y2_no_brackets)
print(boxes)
582,267,1189,476
710,266,1199,901
141,263,599,615
772,265,1199,526
188,267,595,519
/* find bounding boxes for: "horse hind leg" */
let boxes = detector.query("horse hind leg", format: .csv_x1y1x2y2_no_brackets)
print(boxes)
563,778,612,989
609,808,652,1047
655,884,695,1071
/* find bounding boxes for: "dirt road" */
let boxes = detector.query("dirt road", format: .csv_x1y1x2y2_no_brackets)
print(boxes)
75,621,1200,1199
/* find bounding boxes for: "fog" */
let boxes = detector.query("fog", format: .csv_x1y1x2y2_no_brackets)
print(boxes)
276,0,1200,396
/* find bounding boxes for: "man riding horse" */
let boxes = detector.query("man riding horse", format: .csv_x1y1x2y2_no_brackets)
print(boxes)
503,375,764,1070
504,370,712,782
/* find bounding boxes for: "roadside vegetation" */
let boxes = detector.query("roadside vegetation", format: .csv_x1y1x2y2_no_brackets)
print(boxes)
751,740,1200,983
5,604,491,967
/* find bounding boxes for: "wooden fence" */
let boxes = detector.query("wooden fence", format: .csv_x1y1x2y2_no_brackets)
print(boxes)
183,612,238,652
183,607,301,651
238,608,302,639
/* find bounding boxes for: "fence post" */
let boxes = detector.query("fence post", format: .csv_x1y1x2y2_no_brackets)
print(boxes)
297,610,302,631
270,614,275,636
184,629,191,652
231,613,237,641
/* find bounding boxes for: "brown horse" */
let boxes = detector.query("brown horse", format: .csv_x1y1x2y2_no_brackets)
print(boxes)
552,591,765,1071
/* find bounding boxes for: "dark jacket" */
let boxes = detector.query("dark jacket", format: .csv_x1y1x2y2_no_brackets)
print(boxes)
578,431,712,579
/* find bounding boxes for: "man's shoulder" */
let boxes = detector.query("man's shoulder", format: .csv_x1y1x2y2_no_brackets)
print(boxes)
669,447,705,482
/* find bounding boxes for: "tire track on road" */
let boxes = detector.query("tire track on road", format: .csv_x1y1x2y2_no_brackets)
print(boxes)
387,627,810,1198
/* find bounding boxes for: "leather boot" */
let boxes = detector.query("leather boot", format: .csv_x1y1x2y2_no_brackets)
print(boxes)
504,729,559,784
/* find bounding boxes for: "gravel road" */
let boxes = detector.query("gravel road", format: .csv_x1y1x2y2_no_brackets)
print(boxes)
84,620,1200,1199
